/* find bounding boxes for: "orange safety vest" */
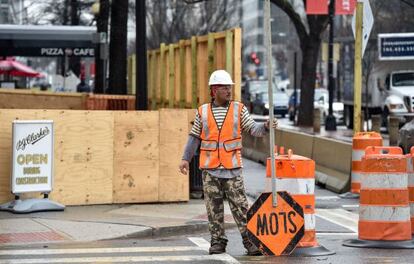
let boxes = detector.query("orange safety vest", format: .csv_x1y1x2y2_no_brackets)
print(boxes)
198,101,243,169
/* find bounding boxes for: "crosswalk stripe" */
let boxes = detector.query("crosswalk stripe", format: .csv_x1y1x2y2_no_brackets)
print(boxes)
188,237,210,250
0,237,240,264
0,246,203,256
188,237,240,264
0,255,238,264
317,209,358,233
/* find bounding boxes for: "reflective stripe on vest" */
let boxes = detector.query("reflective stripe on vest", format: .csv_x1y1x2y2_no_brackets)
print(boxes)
198,101,242,169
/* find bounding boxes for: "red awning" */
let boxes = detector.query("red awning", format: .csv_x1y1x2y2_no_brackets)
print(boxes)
0,60,44,78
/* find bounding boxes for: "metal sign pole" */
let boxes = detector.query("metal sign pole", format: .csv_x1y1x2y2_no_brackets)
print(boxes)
264,0,277,207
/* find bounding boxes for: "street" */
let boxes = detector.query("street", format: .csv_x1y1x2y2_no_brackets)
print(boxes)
1,159,413,263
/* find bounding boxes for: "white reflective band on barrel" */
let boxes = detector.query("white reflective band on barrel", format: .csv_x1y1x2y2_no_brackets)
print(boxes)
407,158,413,172
200,141,217,150
275,178,315,194
359,205,410,222
201,104,209,138
361,173,408,189
305,214,316,230
232,102,239,138
411,204,414,217
352,149,365,161
351,172,362,183
409,174,414,187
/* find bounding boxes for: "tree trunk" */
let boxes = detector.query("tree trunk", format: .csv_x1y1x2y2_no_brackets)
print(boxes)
108,0,128,94
94,0,110,94
69,0,81,78
297,35,321,127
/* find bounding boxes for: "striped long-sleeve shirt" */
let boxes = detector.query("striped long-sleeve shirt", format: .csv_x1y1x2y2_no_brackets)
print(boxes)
182,101,268,178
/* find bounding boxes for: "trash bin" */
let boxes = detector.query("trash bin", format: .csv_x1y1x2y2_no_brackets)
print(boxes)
189,152,203,199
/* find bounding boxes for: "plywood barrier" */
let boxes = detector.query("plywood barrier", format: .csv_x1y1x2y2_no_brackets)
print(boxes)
0,109,189,205
113,111,159,203
159,109,189,202
0,89,87,110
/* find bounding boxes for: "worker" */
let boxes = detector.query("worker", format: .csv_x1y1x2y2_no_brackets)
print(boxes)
179,70,278,255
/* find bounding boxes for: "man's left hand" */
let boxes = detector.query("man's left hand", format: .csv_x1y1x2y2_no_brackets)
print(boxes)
265,118,278,129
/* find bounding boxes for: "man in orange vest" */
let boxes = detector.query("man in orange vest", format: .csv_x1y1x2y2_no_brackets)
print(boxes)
179,70,277,255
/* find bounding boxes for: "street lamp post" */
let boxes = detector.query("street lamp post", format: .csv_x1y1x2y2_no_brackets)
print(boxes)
136,0,147,110
325,0,337,131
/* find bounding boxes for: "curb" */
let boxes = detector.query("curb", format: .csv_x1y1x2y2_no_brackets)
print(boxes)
111,222,238,240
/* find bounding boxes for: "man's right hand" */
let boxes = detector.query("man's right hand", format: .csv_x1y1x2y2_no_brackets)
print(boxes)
179,160,190,175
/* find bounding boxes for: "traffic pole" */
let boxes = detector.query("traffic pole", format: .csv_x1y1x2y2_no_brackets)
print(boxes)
353,2,363,134
264,0,277,207
325,0,337,131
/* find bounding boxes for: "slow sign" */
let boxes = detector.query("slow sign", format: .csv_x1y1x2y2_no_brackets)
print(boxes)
246,191,304,256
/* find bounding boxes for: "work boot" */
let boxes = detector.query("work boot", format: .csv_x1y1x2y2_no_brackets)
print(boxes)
209,242,226,255
242,236,262,256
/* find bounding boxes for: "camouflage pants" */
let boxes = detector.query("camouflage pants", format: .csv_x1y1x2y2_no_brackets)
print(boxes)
202,171,249,245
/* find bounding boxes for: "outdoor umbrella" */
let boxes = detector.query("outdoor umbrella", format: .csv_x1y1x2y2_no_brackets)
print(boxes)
0,60,43,78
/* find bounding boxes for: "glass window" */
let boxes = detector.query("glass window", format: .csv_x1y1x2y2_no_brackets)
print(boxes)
392,72,414,87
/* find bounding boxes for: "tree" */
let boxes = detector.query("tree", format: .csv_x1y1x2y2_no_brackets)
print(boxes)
270,0,329,126
94,0,110,94
107,0,129,94
143,0,239,50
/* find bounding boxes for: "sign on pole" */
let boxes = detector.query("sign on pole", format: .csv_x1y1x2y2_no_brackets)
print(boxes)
12,120,54,194
246,192,305,256
351,0,373,56
378,33,414,61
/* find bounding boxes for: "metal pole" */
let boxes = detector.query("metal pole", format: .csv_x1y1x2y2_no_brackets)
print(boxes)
264,0,277,207
293,52,297,123
325,0,337,130
353,2,363,134
136,0,148,110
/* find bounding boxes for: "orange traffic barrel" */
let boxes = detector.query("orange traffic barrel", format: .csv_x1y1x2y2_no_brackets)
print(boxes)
408,147,414,234
351,132,382,194
359,146,411,241
266,149,317,248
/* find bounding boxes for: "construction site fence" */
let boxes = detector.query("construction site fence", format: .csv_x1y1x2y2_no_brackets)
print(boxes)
127,27,242,109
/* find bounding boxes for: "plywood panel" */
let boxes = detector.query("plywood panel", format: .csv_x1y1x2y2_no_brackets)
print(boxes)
215,38,226,69
175,48,181,104
113,111,159,203
0,90,87,110
185,46,192,104
0,110,114,205
187,109,197,134
197,42,208,105
50,110,114,205
159,109,189,202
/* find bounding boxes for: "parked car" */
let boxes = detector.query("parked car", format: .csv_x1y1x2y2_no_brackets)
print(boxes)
242,80,278,112
251,91,290,117
288,89,344,124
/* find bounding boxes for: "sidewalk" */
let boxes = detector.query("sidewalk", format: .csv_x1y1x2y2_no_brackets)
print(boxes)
0,149,341,247
0,159,268,246
0,200,237,246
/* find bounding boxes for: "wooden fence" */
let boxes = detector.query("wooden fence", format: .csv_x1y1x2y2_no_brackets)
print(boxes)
128,28,242,109
0,109,193,205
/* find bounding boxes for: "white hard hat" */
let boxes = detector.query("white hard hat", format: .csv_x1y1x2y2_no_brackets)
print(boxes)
208,70,234,86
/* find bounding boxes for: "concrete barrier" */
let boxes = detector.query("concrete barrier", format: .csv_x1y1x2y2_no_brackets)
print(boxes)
242,128,352,193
